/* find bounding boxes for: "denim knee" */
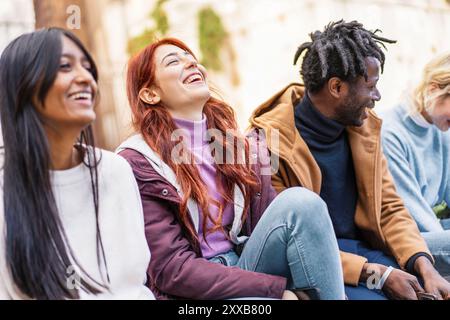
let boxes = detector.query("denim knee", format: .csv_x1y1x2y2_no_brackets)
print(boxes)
275,187,331,229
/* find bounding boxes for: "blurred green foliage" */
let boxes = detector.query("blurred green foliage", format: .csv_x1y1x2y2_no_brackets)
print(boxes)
433,201,450,219
198,7,227,71
151,0,169,35
127,0,169,56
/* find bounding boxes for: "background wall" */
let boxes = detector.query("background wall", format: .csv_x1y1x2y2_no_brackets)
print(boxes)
1,0,449,149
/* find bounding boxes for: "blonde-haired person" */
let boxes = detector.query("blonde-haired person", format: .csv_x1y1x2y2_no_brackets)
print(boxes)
381,52,450,278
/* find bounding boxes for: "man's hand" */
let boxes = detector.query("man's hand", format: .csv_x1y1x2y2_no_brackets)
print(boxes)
414,256,450,300
360,263,424,300
382,268,424,300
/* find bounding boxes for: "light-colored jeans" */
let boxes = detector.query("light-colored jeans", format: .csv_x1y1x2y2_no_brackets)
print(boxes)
209,187,346,300
421,219,450,277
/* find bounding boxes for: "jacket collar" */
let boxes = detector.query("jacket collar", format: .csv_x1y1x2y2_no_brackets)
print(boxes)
249,83,321,192
249,83,383,215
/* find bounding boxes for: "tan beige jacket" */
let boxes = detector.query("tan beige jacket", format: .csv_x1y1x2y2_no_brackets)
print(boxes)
249,83,432,286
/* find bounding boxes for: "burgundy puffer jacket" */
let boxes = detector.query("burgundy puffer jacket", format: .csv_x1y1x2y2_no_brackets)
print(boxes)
118,130,286,299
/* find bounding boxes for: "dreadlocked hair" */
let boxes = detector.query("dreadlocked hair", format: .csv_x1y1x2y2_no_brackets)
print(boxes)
293,20,396,93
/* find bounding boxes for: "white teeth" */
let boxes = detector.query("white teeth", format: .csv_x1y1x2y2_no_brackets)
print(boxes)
184,74,203,84
69,92,92,100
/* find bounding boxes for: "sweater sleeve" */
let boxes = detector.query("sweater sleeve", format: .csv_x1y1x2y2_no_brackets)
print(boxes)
0,274,11,300
0,187,11,300
0,232,11,299
0,245,11,299
382,130,443,232
119,157,157,300
119,149,287,300
378,151,433,269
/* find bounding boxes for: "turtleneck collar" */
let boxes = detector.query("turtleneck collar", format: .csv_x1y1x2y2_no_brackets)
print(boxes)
294,93,345,143
173,114,209,148
409,111,433,129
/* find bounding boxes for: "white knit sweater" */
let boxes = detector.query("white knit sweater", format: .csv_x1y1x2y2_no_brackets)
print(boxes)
0,149,154,300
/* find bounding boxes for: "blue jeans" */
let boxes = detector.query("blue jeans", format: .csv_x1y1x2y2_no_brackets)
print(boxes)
209,187,346,300
421,220,450,277
338,239,400,300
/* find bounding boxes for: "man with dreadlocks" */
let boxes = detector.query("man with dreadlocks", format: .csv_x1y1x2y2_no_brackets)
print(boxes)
249,20,450,300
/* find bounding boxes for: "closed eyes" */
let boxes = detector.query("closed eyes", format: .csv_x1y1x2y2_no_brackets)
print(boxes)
166,59,179,66
60,63,71,70
162,51,196,66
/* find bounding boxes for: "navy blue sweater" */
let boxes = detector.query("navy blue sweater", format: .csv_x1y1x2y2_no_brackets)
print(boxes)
294,94,358,239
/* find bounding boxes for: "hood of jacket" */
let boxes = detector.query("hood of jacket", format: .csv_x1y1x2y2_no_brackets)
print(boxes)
116,134,248,245
249,83,384,194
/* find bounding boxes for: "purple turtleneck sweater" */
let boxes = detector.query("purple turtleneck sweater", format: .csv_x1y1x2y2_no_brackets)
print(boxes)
173,116,234,258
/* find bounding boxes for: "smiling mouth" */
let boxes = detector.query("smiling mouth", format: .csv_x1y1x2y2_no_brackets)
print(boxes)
183,72,204,84
68,91,93,102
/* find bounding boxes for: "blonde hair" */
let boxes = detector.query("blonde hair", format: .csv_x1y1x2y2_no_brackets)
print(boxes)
412,52,450,114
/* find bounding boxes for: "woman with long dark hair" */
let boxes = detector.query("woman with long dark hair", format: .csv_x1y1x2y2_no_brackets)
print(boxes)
117,38,346,300
0,28,154,300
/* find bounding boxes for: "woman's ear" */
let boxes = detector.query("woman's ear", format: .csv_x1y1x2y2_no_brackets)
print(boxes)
139,88,161,105
427,83,440,93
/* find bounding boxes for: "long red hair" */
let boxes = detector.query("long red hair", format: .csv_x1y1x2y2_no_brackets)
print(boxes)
126,38,258,244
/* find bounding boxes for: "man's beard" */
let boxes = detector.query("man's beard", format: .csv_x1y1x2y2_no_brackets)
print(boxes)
334,98,366,127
